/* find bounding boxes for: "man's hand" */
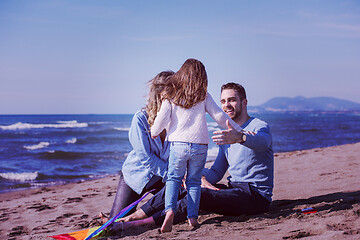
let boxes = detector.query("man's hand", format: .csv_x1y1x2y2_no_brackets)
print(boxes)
201,176,220,190
212,120,255,145
212,120,242,145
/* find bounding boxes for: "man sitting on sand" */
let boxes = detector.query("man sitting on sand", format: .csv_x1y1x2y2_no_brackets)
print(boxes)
108,82,274,231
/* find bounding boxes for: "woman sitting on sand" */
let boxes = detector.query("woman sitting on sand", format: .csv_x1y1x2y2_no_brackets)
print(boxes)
100,71,174,221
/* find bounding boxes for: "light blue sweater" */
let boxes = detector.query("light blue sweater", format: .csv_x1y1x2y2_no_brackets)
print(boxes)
122,110,170,194
204,117,274,202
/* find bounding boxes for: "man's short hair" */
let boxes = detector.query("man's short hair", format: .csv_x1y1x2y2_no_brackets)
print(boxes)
221,82,246,100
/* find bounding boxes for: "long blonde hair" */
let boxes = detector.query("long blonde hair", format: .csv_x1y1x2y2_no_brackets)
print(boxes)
163,58,207,109
146,71,174,126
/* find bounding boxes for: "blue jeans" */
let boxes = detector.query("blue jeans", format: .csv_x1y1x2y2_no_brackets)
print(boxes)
165,142,207,219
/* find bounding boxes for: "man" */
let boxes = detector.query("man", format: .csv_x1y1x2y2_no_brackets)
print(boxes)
111,82,274,230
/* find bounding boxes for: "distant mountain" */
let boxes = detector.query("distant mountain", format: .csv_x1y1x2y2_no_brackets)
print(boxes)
249,96,360,113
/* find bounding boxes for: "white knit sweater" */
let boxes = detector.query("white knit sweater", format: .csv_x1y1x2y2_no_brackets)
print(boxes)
151,93,242,144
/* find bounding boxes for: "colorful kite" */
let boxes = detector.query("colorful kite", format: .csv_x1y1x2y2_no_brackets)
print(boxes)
49,190,154,240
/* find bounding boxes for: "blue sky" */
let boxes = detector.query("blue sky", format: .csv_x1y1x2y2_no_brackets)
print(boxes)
1,0,359,114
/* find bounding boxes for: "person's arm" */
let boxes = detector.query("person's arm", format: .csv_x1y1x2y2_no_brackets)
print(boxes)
202,145,229,186
151,100,171,139
129,112,168,178
242,124,272,151
212,120,272,152
205,93,242,132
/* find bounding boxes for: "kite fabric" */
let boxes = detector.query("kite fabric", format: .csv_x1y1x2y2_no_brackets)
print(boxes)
49,189,154,240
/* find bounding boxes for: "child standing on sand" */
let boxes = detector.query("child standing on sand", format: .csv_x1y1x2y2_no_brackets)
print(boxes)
151,58,242,232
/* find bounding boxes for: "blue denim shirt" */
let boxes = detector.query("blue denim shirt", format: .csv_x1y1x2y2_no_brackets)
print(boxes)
204,117,274,202
122,110,170,194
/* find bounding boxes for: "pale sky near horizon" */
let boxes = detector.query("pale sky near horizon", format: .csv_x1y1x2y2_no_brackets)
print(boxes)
1,0,359,114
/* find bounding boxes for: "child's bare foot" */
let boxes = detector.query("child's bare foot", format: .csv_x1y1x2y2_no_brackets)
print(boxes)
188,217,199,228
160,210,174,233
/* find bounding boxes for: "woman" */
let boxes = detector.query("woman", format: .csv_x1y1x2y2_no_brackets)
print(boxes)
101,71,174,222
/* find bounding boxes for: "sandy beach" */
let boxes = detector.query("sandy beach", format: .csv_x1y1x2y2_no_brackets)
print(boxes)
1,142,360,240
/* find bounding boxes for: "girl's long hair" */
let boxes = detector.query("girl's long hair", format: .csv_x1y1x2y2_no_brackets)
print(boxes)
145,71,175,126
164,58,208,109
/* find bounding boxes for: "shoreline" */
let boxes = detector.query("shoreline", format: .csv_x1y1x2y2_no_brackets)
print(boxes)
0,156,218,196
1,142,360,239
1,141,358,196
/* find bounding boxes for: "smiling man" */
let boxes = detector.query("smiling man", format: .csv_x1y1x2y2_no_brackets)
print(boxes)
199,82,274,215
110,82,274,231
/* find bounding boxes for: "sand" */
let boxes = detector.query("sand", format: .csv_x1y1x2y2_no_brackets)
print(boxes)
1,142,360,240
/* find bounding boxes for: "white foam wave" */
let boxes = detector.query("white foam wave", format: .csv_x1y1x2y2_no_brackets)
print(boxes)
24,142,50,150
0,121,88,130
207,146,219,158
0,172,38,181
66,138,77,144
114,127,130,131
88,121,112,125
57,120,77,124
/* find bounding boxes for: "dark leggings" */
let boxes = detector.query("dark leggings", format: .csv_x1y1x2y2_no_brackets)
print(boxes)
109,172,165,218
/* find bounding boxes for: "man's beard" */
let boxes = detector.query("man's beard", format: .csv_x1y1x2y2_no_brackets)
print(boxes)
224,103,242,122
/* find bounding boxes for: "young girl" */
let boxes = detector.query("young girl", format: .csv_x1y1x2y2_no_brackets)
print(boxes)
151,59,242,232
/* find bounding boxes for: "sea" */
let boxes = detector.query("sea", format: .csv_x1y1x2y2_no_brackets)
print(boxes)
1,112,360,193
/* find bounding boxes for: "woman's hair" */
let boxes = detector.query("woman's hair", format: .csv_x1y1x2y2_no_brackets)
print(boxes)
146,71,175,126
163,58,208,109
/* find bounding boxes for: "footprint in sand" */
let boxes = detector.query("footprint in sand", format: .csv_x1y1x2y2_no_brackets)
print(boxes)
64,197,83,204
81,193,98,198
9,226,29,237
0,210,9,222
32,225,53,234
27,203,52,211
283,229,313,239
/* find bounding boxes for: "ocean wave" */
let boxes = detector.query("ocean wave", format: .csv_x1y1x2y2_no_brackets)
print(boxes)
0,172,38,181
300,128,319,132
57,120,78,124
88,121,113,125
66,138,77,144
0,171,93,182
114,127,130,131
40,151,91,160
39,150,121,160
76,136,128,144
24,142,50,150
0,121,88,130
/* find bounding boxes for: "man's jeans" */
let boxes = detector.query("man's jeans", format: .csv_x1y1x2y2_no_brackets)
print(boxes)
165,142,207,219
141,182,271,225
